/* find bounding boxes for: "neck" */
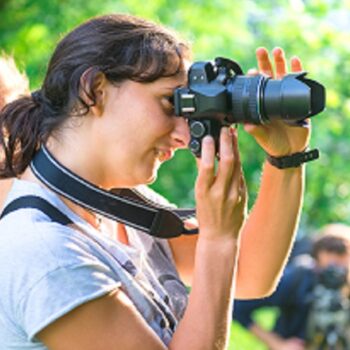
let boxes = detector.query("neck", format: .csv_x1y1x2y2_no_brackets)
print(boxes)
20,166,101,230
45,133,106,188
60,196,101,230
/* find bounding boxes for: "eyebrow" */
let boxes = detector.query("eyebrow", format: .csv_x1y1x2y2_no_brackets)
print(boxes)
163,83,185,91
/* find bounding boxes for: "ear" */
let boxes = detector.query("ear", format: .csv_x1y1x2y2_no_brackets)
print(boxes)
80,69,108,117
90,72,108,117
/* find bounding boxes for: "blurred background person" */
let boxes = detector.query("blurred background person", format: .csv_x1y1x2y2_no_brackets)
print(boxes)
0,53,29,209
233,223,350,350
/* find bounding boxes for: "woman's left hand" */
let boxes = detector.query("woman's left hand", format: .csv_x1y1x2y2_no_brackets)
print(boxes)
244,47,311,157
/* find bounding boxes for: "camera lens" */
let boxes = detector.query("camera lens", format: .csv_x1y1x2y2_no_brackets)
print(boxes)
227,73,325,124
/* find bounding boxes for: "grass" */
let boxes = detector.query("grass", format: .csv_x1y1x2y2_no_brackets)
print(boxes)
228,308,278,350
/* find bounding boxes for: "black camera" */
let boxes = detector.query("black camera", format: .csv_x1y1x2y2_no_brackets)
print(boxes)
306,265,350,349
174,57,326,157
318,264,348,290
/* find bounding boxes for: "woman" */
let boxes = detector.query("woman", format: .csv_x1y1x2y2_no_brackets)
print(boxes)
0,14,309,349
0,53,29,208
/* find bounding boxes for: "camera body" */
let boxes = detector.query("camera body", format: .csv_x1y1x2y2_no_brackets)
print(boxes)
306,265,350,349
174,57,326,157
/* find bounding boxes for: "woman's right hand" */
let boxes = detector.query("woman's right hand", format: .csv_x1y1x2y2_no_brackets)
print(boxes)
195,126,247,241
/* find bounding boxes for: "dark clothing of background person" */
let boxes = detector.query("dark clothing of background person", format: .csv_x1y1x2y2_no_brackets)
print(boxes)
233,256,316,340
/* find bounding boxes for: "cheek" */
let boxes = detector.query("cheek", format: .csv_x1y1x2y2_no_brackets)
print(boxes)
136,111,174,142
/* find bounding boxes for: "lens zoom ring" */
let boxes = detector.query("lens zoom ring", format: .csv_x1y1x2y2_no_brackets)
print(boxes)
248,76,262,124
231,78,245,123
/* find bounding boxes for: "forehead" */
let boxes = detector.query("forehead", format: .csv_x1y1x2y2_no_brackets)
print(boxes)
153,67,189,89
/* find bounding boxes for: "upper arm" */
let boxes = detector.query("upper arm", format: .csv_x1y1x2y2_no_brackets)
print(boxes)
168,235,198,286
37,289,167,350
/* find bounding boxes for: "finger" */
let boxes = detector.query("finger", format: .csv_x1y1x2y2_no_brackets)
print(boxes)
224,128,244,204
195,156,201,170
273,47,287,79
230,129,243,192
196,136,216,192
298,117,311,128
228,128,247,206
184,217,198,230
234,173,247,207
216,127,234,190
256,47,274,77
303,117,311,126
243,122,267,141
290,55,303,72
247,68,259,76
239,173,247,204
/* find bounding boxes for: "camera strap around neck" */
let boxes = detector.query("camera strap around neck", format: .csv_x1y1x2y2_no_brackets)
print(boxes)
22,146,197,239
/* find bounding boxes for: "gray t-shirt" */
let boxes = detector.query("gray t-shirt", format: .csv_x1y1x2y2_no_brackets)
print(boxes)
0,179,188,349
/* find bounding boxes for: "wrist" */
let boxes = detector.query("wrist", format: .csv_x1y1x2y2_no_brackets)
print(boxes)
266,148,319,169
197,233,239,249
199,226,242,242
196,235,239,264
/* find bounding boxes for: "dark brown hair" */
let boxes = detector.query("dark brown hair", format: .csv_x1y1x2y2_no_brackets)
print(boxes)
0,14,190,177
312,223,350,259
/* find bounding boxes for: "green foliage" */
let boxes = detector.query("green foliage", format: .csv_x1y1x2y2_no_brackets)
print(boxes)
229,308,278,349
1,0,349,231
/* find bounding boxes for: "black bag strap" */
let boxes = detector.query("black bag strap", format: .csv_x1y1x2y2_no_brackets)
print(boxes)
0,195,73,225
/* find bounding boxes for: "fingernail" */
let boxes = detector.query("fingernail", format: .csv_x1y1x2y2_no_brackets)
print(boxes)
229,125,238,136
202,135,213,144
256,47,267,55
221,127,229,135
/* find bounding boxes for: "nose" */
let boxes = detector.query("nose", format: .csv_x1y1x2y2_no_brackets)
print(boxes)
171,116,190,149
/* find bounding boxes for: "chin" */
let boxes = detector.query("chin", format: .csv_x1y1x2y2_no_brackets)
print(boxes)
131,159,160,186
144,164,160,185
144,171,158,185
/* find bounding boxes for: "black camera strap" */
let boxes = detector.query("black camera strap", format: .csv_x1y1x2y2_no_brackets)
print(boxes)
23,146,197,239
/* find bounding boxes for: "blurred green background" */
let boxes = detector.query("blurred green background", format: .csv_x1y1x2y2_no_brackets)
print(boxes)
1,0,349,348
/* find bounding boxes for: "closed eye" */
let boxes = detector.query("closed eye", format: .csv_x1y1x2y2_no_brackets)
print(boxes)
164,95,174,105
162,95,175,115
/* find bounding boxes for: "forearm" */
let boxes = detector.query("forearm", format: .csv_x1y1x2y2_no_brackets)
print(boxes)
170,236,238,350
250,324,285,350
236,162,304,298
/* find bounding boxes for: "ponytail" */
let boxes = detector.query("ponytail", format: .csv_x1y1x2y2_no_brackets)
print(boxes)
0,94,44,178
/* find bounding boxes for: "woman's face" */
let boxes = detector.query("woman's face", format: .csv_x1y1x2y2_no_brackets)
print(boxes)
93,70,190,188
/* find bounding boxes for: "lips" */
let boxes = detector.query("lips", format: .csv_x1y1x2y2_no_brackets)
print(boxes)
155,149,174,162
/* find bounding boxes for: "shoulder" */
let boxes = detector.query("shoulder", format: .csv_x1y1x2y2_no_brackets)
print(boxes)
0,210,121,341
280,255,316,297
1,206,92,264
0,199,119,296
0,178,104,267
287,254,316,278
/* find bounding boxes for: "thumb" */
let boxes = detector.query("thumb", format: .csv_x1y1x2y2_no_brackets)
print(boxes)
243,123,267,140
196,136,215,192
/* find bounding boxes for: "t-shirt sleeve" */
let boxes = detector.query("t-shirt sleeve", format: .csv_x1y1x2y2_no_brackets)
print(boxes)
15,223,121,341
20,261,120,341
